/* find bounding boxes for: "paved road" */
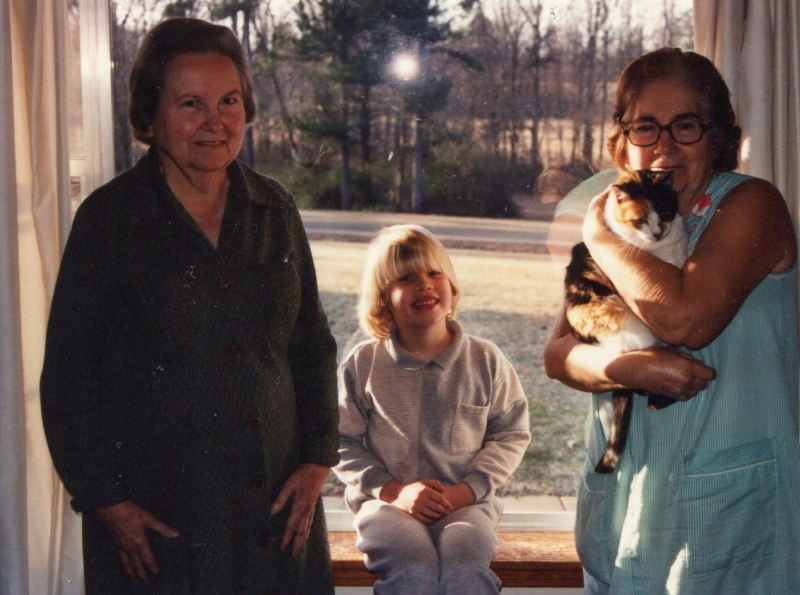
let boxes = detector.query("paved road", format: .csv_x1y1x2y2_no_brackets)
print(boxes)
299,209,555,252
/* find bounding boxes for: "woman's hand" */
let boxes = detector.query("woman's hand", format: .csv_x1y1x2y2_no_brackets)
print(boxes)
607,346,716,400
96,500,180,584
545,307,716,398
271,462,330,558
380,479,452,523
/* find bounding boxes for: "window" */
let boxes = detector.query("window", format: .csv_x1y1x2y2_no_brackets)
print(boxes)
68,0,116,209
76,0,693,530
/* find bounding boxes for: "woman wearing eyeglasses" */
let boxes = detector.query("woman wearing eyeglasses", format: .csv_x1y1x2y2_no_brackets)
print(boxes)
544,48,800,594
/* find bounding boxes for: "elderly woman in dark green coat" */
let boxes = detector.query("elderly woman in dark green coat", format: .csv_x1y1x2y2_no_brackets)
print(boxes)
40,18,338,594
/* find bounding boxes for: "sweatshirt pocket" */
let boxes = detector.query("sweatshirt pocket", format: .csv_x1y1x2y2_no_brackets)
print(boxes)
682,438,777,575
450,402,489,454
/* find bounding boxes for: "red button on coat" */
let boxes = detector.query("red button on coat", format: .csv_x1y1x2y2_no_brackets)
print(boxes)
228,344,243,357
252,478,266,490
247,416,260,429
217,276,232,289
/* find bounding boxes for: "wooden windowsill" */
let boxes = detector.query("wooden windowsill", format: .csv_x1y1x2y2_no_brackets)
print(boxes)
328,531,584,588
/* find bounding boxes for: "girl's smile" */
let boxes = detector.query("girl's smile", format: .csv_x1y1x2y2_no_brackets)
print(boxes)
413,297,440,309
387,269,454,339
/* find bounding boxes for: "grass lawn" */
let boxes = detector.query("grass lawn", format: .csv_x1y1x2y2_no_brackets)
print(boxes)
311,240,589,497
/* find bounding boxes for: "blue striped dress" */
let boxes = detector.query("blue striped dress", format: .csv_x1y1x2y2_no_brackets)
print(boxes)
577,171,800,594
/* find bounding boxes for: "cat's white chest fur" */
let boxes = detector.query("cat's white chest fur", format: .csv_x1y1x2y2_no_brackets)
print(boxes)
589,197,690,353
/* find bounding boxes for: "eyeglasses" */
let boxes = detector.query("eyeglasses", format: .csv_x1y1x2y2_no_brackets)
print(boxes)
619,117,714,147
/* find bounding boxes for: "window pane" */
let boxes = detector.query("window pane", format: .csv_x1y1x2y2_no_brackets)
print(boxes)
108,0,693,505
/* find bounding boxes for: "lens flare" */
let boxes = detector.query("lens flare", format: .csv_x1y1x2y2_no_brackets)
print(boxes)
392,54,419,81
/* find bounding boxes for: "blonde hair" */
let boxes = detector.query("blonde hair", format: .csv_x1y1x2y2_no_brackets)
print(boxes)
358,224,460,339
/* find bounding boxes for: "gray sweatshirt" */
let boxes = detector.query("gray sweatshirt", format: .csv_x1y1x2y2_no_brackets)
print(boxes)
334,320,531,514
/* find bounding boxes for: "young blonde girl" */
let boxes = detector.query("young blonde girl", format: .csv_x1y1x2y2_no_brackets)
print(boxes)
333,224,531,595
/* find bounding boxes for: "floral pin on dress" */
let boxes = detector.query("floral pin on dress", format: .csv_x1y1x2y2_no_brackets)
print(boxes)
691,193,713,217
685,192,713,238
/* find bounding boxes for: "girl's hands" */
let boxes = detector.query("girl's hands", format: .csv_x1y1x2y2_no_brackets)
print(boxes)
440,482,476,513
380,479,452,523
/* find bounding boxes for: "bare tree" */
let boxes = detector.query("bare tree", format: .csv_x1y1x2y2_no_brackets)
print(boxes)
106,0,693,215
580,0,610,166
518,0,553,170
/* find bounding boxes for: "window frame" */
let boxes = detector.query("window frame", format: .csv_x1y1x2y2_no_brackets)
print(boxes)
323,496,575,532
73,0,115,200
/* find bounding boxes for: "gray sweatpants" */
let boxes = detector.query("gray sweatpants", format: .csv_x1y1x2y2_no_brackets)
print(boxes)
354,499,502,595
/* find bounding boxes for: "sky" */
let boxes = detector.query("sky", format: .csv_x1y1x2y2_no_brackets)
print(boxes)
457,0,694,27
116,0,695,42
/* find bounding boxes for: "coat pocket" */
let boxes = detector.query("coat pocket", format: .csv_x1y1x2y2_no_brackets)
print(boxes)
449,402,489,454
682,437,777,575
575,460,613,585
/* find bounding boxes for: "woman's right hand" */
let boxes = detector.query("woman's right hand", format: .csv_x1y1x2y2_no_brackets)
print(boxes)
607,346,716,401
544,307,715,399
380,479,452,523
96,500,180,584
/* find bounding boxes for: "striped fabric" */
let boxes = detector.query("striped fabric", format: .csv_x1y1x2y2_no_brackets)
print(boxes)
578,171,800,594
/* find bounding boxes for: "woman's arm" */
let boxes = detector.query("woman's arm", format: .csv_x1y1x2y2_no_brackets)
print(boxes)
544,307,716,397
584,179,797,349
40,195,130,512
278,204,340,556
41,192,183,581
285,205,340,467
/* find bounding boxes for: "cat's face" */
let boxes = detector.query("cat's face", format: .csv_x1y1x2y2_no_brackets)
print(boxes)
624,78,713,213
608,184,672,244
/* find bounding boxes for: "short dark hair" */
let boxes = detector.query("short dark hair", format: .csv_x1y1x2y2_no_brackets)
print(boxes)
607,48,741,172
128,18,256,144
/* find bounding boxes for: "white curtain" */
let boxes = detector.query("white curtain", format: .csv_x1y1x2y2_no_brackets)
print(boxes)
694,0,800,224
694,0,800,419
2,0,83,593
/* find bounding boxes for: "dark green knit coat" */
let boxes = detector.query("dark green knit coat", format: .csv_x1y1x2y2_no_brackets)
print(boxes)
40,149,339,594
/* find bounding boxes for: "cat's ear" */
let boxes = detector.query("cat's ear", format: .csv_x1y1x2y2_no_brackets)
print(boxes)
610,184,627,203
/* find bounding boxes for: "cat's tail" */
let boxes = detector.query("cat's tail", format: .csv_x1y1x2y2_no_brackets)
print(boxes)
594,389,633,474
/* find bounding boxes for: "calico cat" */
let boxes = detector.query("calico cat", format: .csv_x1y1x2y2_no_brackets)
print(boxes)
564,169,688,474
